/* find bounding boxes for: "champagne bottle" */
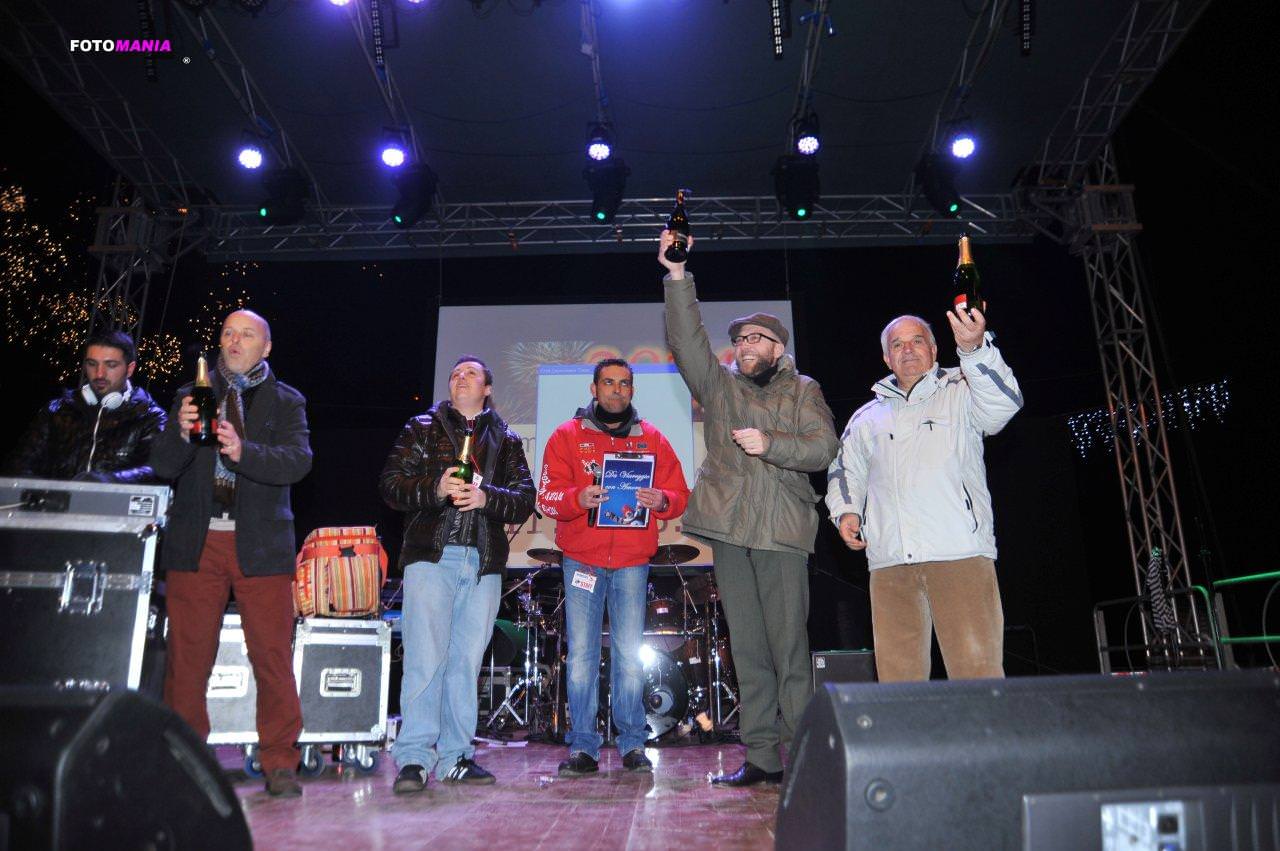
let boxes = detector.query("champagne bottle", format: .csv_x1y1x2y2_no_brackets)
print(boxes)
952,233,983,317
189,355,219,446
663,189,690,263
452,432,474,486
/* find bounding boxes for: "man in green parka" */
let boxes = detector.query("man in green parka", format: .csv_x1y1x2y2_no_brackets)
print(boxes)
659,230,839,787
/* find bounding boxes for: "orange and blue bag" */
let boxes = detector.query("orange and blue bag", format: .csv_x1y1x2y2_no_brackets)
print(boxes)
294,526,388,617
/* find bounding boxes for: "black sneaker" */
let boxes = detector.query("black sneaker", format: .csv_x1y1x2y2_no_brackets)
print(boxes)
441,757,496,785
622,749,653,772
557,752,599,777
393,764,428,795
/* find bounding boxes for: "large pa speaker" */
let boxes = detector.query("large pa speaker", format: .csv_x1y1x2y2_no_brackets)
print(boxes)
0,687,252,850
776,671,1280,850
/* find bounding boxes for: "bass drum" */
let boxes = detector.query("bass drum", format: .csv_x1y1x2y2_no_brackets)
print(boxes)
641,648,689,740
597,647,690,741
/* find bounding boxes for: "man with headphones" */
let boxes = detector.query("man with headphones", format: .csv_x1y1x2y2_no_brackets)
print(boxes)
5,329,166,483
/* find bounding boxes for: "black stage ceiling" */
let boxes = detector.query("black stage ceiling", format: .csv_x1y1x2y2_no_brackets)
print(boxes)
4,1,1138,211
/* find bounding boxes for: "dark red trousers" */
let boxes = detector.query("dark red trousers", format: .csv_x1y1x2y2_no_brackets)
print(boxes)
163,530,302,773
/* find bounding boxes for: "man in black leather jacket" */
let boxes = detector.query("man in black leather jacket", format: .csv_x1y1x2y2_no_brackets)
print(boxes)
150,309,312,799
379,355,535,793
6,330,165,483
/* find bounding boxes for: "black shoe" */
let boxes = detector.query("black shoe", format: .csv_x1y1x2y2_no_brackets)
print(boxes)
710,761,783,788
265,768,303,798
557,752,599,777
621,749,653,772
393,764,428,795
441,757,496,785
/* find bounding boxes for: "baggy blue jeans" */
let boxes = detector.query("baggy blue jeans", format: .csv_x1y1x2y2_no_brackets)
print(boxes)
393,545,501,778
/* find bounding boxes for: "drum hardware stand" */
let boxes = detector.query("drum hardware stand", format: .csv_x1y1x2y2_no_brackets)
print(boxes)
706,596,739,725
527,594,566,745
487,564,561,735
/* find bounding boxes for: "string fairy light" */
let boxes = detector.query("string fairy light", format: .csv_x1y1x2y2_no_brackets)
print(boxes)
1067,378,1231,458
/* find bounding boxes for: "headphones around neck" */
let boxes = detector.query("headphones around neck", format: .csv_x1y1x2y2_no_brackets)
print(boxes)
81,380,133,411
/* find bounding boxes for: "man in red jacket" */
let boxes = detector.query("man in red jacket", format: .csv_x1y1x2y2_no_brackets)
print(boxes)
538,359,690,777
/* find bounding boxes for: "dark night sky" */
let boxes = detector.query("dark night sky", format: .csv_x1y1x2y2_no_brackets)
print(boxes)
2,2,1275,672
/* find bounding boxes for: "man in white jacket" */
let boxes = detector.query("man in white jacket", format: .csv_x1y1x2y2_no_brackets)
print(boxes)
825,308,1022,681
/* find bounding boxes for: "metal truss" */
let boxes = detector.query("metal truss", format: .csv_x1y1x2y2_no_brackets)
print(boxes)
0,0,208,340
1010,0,1215,671
1019,0,1213,241
203,192,1029,260
0,0,194,213
88,179,205,339
1078,145,1206,664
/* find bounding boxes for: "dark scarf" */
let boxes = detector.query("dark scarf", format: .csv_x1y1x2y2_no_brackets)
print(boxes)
213,355,271,504
750,362,780,388
589,402,637,438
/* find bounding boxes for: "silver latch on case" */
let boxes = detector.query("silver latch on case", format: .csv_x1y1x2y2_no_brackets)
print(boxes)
59,560,105,615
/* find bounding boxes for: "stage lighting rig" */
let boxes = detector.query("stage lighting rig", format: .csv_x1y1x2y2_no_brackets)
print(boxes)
584,159,629,224
770,0,792,59
237,144,264,170
792,112,820,156
945,117,977,160
391,164,438,228
380,128,409,168
586,123,613,162
915,152,961,217
257,167,309,225
773,155,819,220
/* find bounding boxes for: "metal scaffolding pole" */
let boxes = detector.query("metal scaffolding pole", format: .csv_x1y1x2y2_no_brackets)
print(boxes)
1012,0,1217,669
1075,146,1208,668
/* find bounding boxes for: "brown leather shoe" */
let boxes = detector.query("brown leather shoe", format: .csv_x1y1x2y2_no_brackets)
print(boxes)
265,768,303,798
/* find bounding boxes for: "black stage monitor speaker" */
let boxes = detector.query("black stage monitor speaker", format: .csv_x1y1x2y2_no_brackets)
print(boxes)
776,671,1280,851
0,687,252,850
812,649,876,690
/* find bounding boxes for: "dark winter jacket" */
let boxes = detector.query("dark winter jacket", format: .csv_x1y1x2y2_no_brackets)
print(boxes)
150,371,312,576
379,400,535,577
5,385,166,483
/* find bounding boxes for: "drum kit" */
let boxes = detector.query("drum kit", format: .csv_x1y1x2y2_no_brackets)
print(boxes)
481,545,739,743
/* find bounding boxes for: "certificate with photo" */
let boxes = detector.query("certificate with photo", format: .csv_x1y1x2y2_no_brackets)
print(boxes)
596,452,656,529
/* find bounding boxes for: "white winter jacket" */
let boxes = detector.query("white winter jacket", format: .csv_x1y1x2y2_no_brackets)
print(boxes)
825,334,1023,570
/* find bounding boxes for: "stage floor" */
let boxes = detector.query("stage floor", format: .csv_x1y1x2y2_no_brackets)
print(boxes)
220,742,780,849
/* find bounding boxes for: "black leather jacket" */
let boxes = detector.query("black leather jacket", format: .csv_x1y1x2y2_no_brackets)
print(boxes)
5,386,167,483
379,401,535,577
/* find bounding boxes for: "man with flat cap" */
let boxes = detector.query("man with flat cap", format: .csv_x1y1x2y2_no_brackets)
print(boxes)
658,231,839,787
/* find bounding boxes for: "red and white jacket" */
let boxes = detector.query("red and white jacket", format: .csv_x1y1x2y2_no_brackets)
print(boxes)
538,407,690,568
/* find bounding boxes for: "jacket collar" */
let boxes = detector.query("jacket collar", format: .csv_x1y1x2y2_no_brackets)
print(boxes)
873,363,945,404
574,403,643,437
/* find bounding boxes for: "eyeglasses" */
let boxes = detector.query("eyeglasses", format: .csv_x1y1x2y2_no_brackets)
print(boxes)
731,332,780,346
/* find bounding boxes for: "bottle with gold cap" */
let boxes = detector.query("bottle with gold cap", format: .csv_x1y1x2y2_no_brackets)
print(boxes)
190,355,219,446
952,233,984,318
663,189,690,263
451,431,474,495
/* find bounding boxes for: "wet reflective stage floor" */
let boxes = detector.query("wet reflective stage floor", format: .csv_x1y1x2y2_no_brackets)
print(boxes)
220,742,779,850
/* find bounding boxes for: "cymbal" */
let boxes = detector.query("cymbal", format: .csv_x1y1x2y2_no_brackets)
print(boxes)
525,548,563,566
649,544,700,566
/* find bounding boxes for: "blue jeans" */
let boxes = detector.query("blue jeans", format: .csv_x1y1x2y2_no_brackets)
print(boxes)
562,556,650,760
394,545,501,779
